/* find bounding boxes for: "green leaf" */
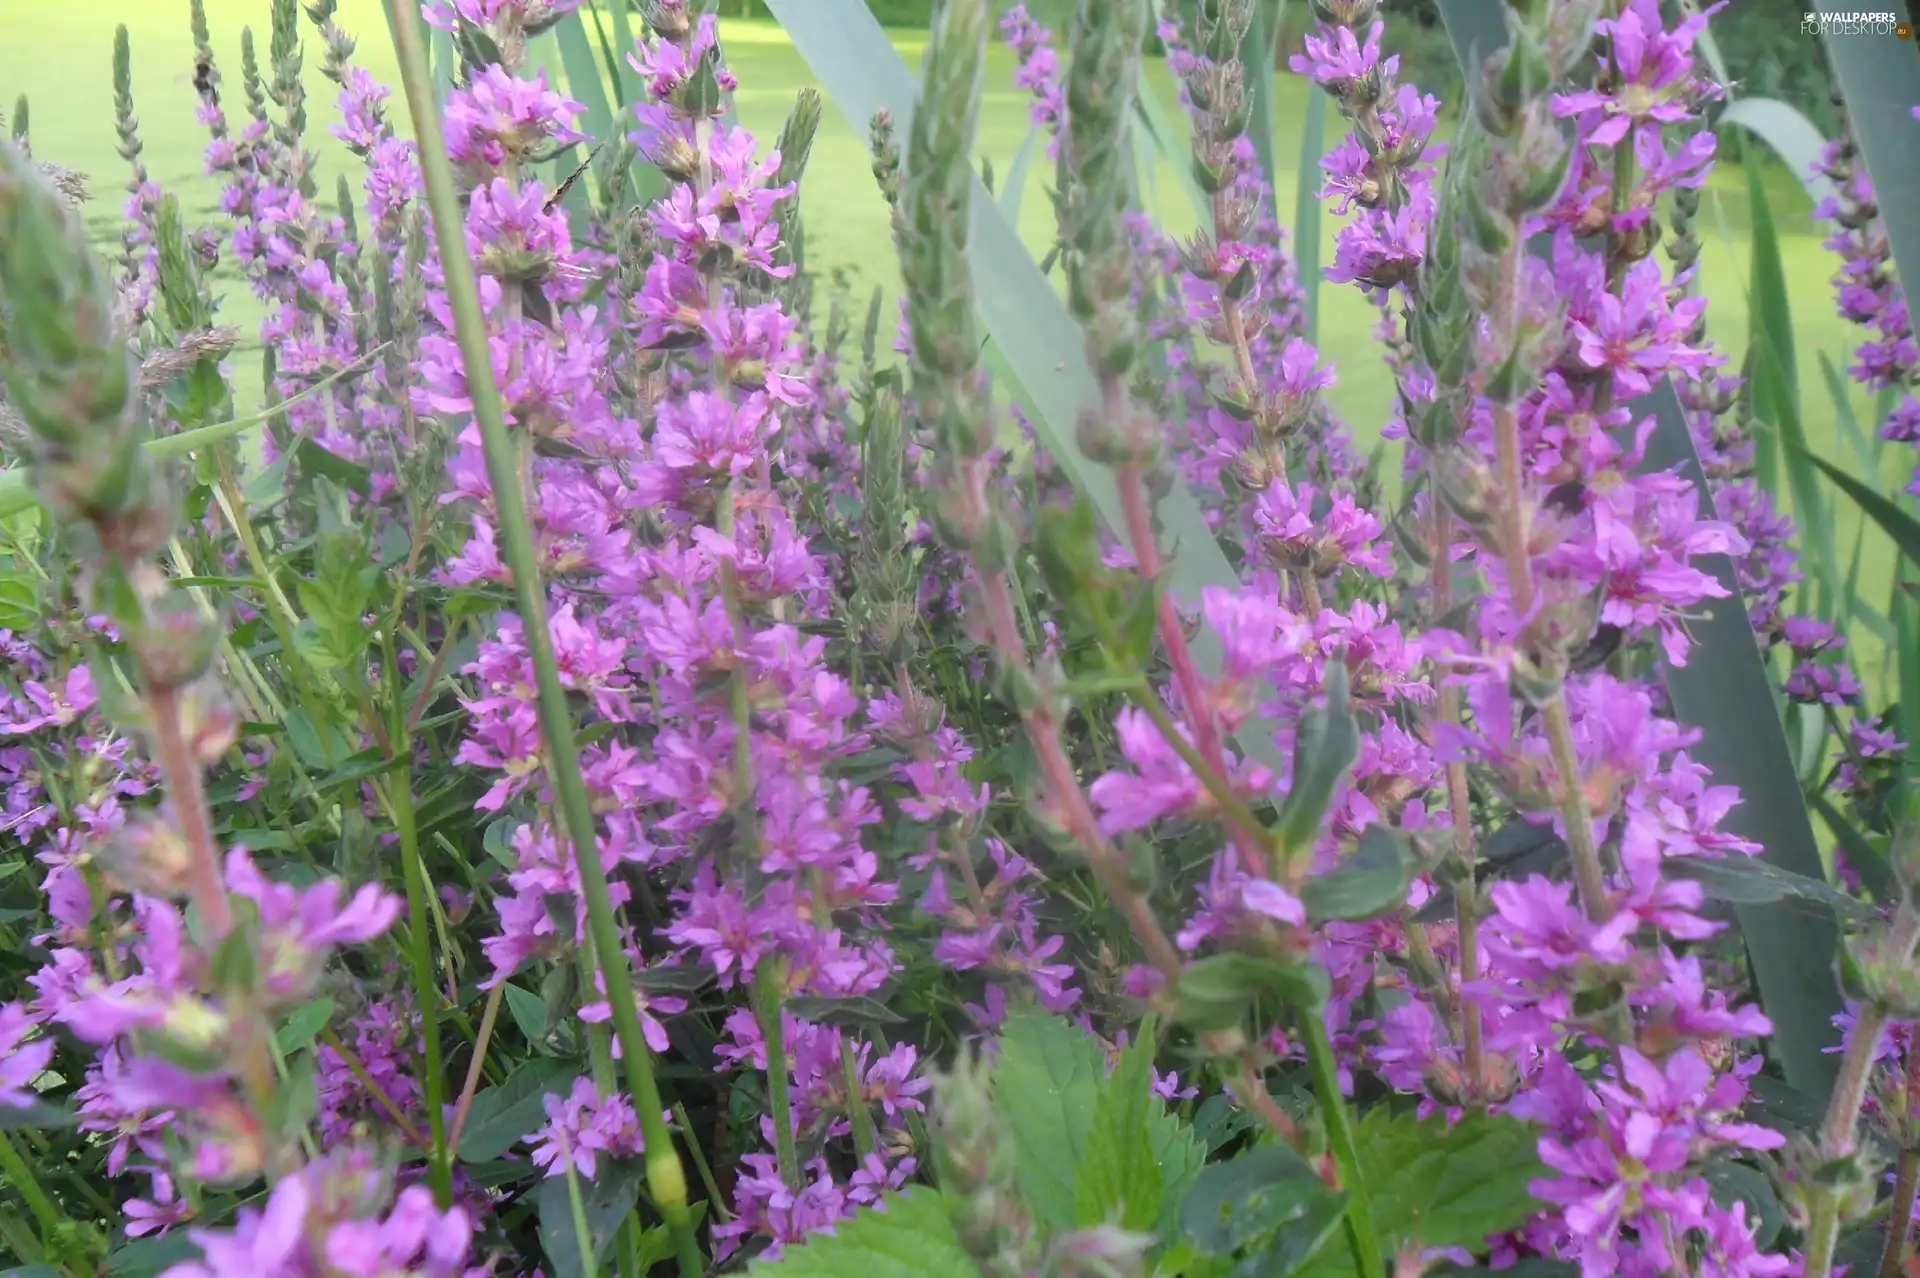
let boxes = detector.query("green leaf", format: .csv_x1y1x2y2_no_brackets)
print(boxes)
1303,1109,1545,1274
1714,98,1837,211
456,1056,577,1163
1182,1144,1333,1256
1823,3,1920,315
1702,1159,1784,1250
0,1102,77,1131
783,994,905,1025
293,436,373,497
1174,953,1330,1033
1133,81,1209,225
537,1157,643,1278
553,13,616,196
1742,136,1837,604
1897,569,1920,822
1277,662,1360,855
764,0,1284,774
1302,825,1416,923
1241,1,1279,200
0,574,40,631
504,982,550,1041
745,1187,980,1277
992,1011,1106,1233
1077,1026,1162,1232
5,1265,65,1278
273,996,335,1055
1810,792,1892,903
1664,853,1877,922
1793,442,1920,572
1293,89,1327,345
997,128,1037,224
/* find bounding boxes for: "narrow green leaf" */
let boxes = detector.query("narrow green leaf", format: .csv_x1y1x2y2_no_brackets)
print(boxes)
745,1188,979,1277
504,981,550,1041
1133,81,1210,224
1895,567,1920,824
1294,88,1327,344
1794,443,1920,572
273,996,335,1055
1823,3,1920,305
553,13,617,185
600,0,642,106
1810,792,1892,903
1665,853,1875,921
1743,137,1838,606
537,1157,643,1278
1714,98,1837,211
1241,0,1279,198
456,1056,577,1163
766,0,1284,772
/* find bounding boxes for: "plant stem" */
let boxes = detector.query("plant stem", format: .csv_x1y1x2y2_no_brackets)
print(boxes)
1128,674,1270,854
147,685,231,938
0,1128,64,1243
448,980,505,1156
754,958,801,1191
1302,1010,1386,1278
1806,903,1920,1278
380,6,702,1273
842,1048,878,1159
395,756,451,1205
1881,1147,1920,1278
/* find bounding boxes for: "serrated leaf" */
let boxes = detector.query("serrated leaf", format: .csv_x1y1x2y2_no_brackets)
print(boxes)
537,1157,642,1278
745,1188,979,1278
457,1056,576,1163
1303,825,1416,922
273,996,335,1055
1302,1109,1545,1274
1077,1028,1162,1232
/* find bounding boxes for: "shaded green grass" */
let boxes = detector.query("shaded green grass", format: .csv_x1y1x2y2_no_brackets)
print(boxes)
0,2,1899,665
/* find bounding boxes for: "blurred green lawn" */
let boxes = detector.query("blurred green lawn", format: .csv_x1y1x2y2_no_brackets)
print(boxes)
0,1,1902,674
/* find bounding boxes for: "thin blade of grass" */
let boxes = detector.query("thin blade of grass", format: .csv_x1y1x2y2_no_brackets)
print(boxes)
1133,82,1209,224
766,0,1284,772
1792,442,1920,572
1743,136,1839,611
554,15,616,187
1293,87,1326,344
1242,0,1279,198
1824,3,1920,300
1895,568,1920,824
1435,0,1844,1100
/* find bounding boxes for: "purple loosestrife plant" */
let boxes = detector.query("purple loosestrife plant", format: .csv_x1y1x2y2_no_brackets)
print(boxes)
1,0,1917,1274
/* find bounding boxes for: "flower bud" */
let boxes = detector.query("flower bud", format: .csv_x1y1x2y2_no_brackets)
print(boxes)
98,814,197,898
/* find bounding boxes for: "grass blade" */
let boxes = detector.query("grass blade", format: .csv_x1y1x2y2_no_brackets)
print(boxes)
553,14,616,196
1434,0,1844,1100
1823,2,1920,301
1293,87,1326,345
1743,137,1839,609
1242,0,1279,199
1793,443,1920,572
765,0,1284,772
1133,81,1209,224
1714,98,1838,211
1895,568,1920,824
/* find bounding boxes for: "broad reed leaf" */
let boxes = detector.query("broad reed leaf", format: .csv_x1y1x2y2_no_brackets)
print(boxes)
1823,3,1920,299
1714,98,1838,211
765,0,1284,770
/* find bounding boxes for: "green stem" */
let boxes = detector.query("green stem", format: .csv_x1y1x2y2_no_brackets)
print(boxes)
1302,1010,1385,1278
842,1047,878,1159
381,8,701,1272
0,1128,64,1244
755,959,802,1191
391,720,450,1202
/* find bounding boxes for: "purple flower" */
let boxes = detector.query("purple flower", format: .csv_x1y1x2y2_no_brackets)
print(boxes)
0,1003,52,1108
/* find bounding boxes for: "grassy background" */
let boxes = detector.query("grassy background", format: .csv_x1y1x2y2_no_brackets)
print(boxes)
0,0,1902,672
